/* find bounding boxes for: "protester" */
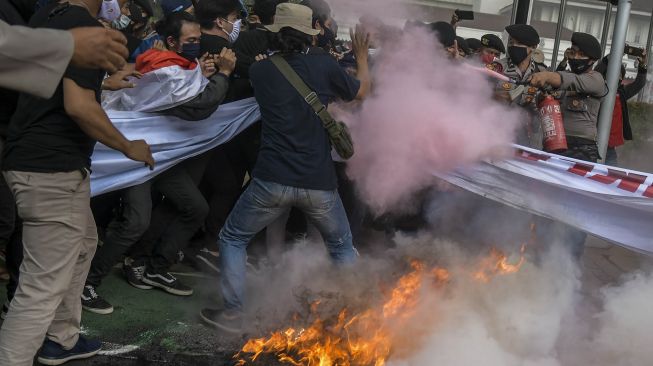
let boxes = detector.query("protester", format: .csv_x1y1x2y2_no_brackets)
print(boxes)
161,0,194,16
529,32,607,259
199,2,371,333
0,0,154,364
594,52,648,166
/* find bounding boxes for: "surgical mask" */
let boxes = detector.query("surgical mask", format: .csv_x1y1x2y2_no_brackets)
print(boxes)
480,52,495,65
180,42,201,61
112,14,131,30
568,59,592,74
507,45,529,65
98,0,121,22
221,18,242,43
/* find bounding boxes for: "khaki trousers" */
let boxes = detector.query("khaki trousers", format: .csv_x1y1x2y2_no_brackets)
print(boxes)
0,170,97,366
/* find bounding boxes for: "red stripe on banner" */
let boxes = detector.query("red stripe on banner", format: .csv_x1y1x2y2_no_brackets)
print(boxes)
644,185,653,198
517,149,552,162
568,163,593,177
589,174,618,185
610,171,648,192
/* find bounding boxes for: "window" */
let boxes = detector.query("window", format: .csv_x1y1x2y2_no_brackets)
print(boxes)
585,20,593,34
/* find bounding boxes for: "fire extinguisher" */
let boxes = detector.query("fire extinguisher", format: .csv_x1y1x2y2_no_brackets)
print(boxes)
538,94,567,152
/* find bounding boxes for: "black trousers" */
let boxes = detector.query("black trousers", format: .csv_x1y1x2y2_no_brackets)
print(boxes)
127,157,210,273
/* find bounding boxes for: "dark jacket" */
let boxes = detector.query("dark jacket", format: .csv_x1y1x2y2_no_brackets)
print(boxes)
617,68,647,141
161,73,230,121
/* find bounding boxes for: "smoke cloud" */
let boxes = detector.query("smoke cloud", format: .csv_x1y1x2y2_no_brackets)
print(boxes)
340,27,520,214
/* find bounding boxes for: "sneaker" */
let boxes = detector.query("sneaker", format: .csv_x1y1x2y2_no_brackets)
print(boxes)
37,336,101,365
141,271,193,296
81,285,114,315
200,308,243,334
1,300,9,320
195,248,220,275
123,260,153,290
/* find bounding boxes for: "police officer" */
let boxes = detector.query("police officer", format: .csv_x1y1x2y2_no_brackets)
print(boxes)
529,32,606,162
490,24,543,148
528,32,606,260
479,33,504,65
431,21,457,59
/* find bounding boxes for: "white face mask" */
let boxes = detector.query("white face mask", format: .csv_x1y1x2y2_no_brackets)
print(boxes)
112,14,131,30
98,0,121,22
221,18,242,43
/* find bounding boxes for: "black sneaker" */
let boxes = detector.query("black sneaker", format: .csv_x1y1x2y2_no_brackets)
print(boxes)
195,248,220,275
1,300,9,320
200,308,243,334
37,336,101,365
123,259,154,290
81,285,114,315
141,271,193,296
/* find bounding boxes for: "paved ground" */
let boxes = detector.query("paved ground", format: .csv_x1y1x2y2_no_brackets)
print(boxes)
0,234,651,366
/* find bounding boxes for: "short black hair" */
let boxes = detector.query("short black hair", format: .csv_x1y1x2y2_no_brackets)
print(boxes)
195,0,241,29
155,11,197,44
253,0,287,25
300,0,330,27
269,27,312,54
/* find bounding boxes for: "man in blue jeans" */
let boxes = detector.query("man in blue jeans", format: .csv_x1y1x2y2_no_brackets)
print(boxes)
200,3,371,333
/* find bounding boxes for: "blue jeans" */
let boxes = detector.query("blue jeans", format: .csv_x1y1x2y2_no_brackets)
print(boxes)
219,178,357,311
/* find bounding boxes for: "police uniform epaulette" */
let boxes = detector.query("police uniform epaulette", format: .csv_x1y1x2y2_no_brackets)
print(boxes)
486,61,504,74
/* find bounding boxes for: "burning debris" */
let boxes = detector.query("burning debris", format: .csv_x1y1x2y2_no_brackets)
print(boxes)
235,246,528,366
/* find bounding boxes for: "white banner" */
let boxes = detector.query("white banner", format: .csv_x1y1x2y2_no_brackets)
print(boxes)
437,146,653,255
90,98,260,196
91,97,653,255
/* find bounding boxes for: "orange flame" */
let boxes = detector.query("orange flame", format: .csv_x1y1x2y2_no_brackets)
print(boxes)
237,242,529,365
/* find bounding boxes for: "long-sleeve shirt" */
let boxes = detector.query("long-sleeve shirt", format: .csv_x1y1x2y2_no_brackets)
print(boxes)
556,70,607,141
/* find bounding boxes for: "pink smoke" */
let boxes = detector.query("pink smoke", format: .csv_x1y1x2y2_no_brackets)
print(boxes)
341,28,521,214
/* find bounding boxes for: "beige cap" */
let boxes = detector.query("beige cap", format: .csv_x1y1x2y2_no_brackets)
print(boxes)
264,3,320,36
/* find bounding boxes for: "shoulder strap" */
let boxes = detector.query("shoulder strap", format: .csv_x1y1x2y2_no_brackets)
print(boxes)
269,55,331,122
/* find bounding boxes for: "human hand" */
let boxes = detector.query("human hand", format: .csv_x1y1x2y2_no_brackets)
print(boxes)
69,27,128,73
102,67,142,90
254,53,268,62
199,52,217,78
529,72,553,88
637,50,648,69
350,24,370,62
151,39,166,51
125,139,155,170
216,47,237,77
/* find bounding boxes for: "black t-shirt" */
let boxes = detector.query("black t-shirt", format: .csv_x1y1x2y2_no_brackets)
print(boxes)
250,48,360,190
0,0,31,136
233,25,271,79
2,3,104,173
200,32,254,101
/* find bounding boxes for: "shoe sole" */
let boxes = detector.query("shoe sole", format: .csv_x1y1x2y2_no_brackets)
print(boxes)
82,305,114,315
37,348,100,365
127,279,154,290
195,255,221,275
141,277,193,296
199,312,243,334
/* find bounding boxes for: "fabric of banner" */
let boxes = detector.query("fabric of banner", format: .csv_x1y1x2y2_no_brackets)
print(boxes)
90,98,260,196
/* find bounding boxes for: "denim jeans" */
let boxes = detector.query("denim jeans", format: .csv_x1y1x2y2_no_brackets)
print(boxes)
219,178,357,311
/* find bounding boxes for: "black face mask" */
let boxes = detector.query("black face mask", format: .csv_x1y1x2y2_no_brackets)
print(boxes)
316,22,336,49
568,59,592,74
507,46,529,65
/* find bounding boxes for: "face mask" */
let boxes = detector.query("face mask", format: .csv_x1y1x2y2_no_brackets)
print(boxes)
221,18,242,43
180,42,201,61
98,0,121,22
507,46,529,65
568,59,592,74
317,26,336,49
112,14,131,30
481,52,496,65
